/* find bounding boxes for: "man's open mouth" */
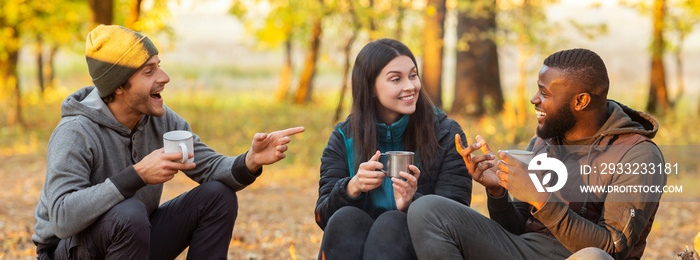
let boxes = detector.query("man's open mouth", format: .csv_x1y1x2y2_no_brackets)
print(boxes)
536,110,546,119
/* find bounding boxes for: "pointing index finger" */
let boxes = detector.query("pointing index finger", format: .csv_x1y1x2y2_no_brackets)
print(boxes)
275,126,305,137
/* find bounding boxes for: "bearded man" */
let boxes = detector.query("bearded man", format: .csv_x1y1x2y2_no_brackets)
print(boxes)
407,48,665,260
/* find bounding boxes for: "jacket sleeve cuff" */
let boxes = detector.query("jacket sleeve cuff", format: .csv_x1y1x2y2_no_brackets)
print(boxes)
487,187,511,212
413,192,424,201
231,151,262,186
531,194,569,227
111,166,147,198
336,177,364,202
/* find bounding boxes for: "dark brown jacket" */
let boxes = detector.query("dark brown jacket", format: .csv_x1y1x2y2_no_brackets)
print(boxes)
488,100,665,260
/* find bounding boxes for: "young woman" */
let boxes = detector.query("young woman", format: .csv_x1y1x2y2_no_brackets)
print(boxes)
314,38,472,259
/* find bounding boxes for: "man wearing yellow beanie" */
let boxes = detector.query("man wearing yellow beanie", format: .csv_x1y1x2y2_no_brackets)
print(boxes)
33,25,305,260
86,24,159,99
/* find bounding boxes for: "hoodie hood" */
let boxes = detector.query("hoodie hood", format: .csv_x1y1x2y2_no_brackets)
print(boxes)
596,99,658,139
61,86,133,136
557,99,659,147
538,99,659,155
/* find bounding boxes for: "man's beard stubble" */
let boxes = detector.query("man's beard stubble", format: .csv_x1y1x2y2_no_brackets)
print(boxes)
536,104,577,140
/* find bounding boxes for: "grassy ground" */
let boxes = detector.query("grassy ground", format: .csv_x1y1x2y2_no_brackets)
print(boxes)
0,88,699,259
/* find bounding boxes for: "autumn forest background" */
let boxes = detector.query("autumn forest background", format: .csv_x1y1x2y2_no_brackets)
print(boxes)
1,0,700,259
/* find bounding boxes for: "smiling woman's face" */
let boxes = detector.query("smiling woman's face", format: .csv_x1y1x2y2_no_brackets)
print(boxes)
374,55,421,125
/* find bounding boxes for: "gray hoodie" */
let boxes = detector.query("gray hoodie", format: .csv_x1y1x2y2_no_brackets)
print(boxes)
33,86,259,249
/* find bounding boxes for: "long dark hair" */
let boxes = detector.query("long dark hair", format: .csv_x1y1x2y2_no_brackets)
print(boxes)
350,38,439,175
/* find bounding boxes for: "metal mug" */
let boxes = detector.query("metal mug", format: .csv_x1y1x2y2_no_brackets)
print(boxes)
501,149,534,164
380,151,415,178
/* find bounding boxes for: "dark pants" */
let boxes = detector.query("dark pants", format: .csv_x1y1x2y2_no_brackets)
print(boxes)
319,206,418,260
49,181,238,260
407,195,572,260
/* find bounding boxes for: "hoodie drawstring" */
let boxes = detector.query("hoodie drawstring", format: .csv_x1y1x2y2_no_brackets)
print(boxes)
580,134,606,216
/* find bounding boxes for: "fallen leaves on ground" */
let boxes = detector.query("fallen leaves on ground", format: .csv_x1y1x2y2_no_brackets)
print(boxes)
1,155,699,259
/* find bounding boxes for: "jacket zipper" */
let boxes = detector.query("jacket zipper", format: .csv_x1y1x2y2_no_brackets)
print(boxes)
615,207,635,248
387,126,392,141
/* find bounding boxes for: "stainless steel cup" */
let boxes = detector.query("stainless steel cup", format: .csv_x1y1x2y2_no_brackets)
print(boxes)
381,151,415,178
502,149,534,164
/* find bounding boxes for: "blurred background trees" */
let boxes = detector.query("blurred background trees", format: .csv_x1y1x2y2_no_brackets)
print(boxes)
2,0,700,124
422,0,447,108
453,0,502,117
1,0,171,126
620,0,700,115
2,1,700,258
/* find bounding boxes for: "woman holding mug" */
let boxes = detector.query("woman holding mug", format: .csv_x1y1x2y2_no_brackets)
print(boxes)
314,38,472,259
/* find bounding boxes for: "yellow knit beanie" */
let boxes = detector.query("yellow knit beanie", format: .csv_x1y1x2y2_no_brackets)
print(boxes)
86,25,159,97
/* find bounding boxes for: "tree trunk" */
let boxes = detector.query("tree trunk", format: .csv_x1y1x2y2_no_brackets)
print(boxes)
332,34,356,124
646,0,669,114
514,0,533,122
422,0,447,108
452,0,502,116
47,44,58,90
126,0,144,29
275,37,293,102
453,17,481,116
88,0,114,26
368,0,378,40
2,48,22,126
333,30,359,123
334,2,361,123
12,50,21,126
672,34,684,107
481,1,504,114
0,25,22,126
36,35,45,94
395,0,405,41
294,17,323,104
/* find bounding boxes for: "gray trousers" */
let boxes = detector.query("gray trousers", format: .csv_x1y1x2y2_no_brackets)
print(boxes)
47,181,238,260
407,195,573,260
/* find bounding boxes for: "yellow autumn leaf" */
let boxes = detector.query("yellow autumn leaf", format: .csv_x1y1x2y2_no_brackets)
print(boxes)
694,231,700,256
427,6,437,16
289,243,297,260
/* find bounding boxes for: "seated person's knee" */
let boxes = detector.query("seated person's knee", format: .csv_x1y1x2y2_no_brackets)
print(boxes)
104,198,150,232
567,247,613,260
374,210,408,231
200,181,238,210
408,194,456,217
